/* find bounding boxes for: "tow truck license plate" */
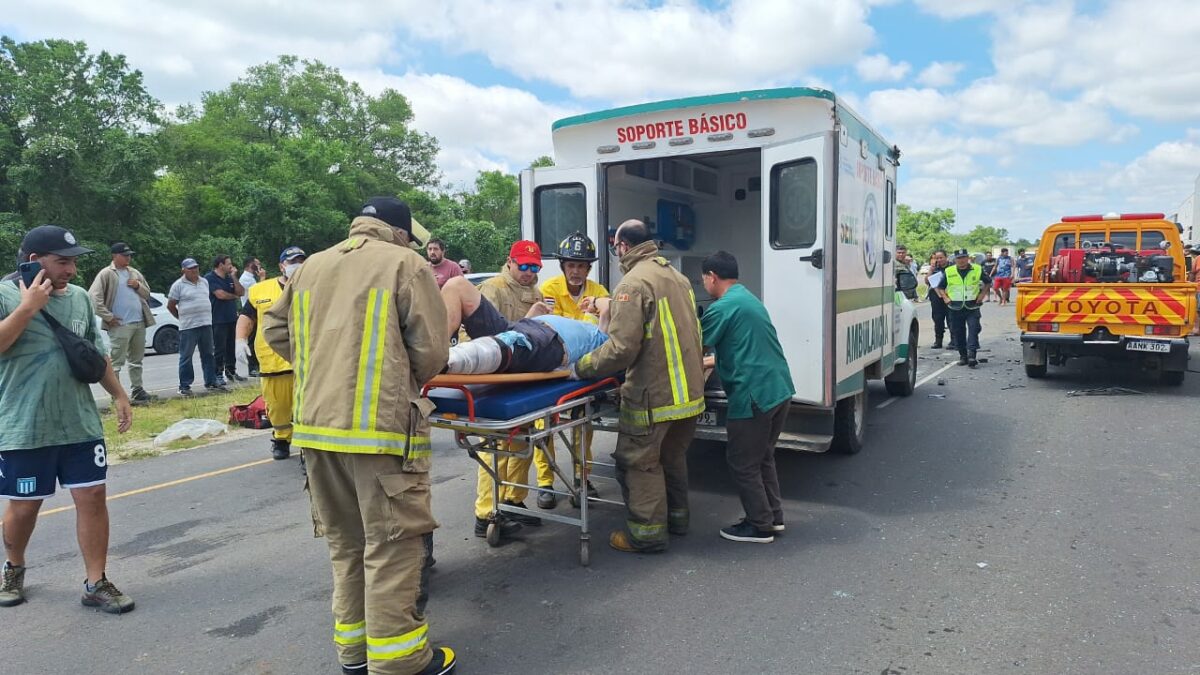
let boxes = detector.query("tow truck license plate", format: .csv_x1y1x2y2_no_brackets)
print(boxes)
1126,340,1170,353
697,411,719,426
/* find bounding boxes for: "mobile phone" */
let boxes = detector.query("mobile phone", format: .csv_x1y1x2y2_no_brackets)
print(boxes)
18,261,42,288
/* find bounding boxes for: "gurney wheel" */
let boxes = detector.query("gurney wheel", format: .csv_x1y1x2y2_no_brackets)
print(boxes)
569,494,581,508
580,541,590,566
486,522,501,547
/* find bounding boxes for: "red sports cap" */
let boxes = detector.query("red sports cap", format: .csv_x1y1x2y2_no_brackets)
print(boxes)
509,240,542,266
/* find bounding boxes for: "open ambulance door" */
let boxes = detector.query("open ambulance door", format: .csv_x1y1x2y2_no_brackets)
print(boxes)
762,134,834,407
519,166,602,284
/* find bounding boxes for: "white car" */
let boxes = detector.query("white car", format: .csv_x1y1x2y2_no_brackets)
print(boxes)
145,292,180,354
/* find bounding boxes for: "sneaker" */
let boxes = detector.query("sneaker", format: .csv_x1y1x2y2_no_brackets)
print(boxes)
536,487,557,510
81,575,135,614
500,501,541,526
215,375,228,386
957,355,968,366
931,340,943,350
418,646,457,675
271,439,291,460
249,369,260,378
0,562,26,607
130,387,157,404
719,521,774,544
226,371,247,382
178,387,195,398
474,516,522,539
968,351,978,368
768,520,785,533
206,383,230,393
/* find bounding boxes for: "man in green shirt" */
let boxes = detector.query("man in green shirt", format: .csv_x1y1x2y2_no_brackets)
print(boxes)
0,225,135,614
699,251,794,544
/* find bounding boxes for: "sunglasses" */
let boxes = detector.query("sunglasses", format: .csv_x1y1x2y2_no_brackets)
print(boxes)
517,263,541,273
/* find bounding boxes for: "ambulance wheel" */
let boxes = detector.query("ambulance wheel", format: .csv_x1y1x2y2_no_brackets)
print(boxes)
485,523,501,547
580,541,590,566
885,327,918,396
1024,363,1047,378
831,390,866,455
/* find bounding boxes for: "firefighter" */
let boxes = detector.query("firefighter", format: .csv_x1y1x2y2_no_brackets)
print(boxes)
573,219,704,553
535,232,609,508
262,197,456,675
935,248,991,368
236,246,305,462
470,240,550,538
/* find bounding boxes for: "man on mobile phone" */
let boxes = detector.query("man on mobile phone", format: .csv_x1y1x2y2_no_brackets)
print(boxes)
0,225,135,614
88,243,157,404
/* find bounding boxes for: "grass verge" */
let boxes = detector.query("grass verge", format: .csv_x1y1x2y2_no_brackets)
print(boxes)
101,388,264,462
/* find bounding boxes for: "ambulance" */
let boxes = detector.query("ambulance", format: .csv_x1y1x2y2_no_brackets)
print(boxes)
520,88,918,454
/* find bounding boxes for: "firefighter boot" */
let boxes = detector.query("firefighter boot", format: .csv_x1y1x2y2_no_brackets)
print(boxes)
271,438,290,460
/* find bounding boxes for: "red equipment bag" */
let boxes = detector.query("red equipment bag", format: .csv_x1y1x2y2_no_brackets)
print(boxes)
229,395,272,429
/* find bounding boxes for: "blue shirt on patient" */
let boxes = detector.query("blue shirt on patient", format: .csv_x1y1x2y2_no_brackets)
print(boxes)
532,315,609,364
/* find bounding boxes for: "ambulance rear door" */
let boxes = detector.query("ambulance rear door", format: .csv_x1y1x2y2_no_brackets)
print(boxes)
761,133,834,407
520,166,603,283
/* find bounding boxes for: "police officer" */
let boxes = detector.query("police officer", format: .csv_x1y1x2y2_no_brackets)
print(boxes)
471,241,548,537
936,248,991,368
574,220,704,553
262,197,456,675
536,232,609,507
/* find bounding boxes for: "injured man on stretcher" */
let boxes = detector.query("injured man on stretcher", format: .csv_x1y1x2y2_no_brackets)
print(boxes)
440,276,611,375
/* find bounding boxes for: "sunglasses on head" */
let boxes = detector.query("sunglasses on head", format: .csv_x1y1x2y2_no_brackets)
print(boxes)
517,263,541,273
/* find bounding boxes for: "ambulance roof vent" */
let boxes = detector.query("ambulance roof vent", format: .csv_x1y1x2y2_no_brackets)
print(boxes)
669,137,694,147
632,141,656,150
747,127,775,138
597,145,620,155
707,133,734,142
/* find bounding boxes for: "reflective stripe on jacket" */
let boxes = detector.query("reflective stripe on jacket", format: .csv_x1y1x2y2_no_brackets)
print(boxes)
261,217,449,469
945,264,983,303
574,241,704,430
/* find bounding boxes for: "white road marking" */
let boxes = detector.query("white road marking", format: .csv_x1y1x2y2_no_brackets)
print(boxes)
876,360,957,409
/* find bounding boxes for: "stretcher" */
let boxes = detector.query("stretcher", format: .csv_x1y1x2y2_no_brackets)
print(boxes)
424,375,623,566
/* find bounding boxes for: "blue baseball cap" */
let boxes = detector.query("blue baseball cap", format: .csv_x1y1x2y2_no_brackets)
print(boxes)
279,246,306,263
181,257,199,269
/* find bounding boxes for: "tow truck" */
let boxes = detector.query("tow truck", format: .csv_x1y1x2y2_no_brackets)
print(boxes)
1016,213,1195,384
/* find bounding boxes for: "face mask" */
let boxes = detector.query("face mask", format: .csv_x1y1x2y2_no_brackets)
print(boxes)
283,263,301,278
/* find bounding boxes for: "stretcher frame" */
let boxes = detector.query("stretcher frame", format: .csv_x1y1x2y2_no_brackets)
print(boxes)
424,377,622,566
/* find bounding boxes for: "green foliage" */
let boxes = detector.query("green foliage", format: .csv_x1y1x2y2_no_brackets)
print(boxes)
960,225,1010,252
897,204,959,259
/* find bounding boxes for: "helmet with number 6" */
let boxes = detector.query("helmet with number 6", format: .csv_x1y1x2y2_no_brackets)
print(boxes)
556,232,597,262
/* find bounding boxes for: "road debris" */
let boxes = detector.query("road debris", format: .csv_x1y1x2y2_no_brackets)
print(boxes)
927,394,946,399
1066,387,1145,397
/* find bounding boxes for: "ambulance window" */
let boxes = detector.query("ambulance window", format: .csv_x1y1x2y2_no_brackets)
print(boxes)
769,159,818,249
1108,231,1137,250
885,179,895,238
534,184,586,255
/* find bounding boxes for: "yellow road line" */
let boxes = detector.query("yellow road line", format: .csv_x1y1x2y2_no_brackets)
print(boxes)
41,458,275,516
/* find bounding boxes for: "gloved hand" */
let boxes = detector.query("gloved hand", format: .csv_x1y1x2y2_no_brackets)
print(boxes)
235,339,250,374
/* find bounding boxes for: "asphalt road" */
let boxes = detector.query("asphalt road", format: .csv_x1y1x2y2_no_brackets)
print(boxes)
7,302,1200,674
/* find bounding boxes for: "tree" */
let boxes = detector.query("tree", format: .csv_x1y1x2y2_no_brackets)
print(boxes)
896,204,958,259
961,225,1010,252
0,37,163,283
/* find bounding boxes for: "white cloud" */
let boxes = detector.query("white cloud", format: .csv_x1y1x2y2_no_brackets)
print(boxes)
349,71,575,188
864,88,957,129
855,53,911,82
395,0,877,100
956,79,1123,146
1105,135,1200,207
993,0,1200,121
916,61,964,88
913,0,1016,19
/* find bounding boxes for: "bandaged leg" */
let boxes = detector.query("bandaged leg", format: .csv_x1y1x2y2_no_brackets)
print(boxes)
446,337,505,374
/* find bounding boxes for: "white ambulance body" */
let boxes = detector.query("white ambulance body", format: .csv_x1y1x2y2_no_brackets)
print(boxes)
520,88,918,453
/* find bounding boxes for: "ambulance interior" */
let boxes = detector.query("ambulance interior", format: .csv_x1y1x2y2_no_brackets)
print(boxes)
602,149,763,307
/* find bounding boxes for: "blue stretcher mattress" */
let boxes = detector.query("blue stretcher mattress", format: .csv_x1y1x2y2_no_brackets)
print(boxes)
428,378,610,420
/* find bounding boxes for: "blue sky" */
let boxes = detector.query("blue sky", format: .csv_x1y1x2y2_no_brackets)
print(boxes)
5,0,1200,241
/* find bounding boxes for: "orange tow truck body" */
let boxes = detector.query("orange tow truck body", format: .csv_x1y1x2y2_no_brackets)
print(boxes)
1016,213,1194,384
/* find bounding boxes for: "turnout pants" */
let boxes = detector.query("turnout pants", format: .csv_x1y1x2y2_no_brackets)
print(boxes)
615,416,698,551
107,322,146,390
725,401,787,530
305,450,436,675
474,442,532,519
260,373,294,442
947,308,982,356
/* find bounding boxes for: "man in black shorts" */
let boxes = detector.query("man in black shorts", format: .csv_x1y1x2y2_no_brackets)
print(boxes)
0,225,135,613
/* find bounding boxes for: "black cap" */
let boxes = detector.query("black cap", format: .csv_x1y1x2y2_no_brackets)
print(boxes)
359,197,428,249
111,242,134,255
953,248,970,258
21,225,93,257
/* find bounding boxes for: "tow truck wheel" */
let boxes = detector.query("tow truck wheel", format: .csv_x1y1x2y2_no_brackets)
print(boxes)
885,327,918,396
1160,369,1185,386
831,389,866,455
1024,363,1047,378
